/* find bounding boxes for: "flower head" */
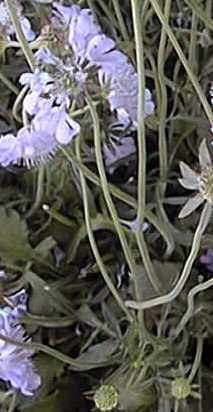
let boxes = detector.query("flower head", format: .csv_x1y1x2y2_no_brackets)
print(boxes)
94,384,119,412
178,139,213,218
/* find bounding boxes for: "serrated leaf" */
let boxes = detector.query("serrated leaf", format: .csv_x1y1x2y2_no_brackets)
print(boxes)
0,207,33,263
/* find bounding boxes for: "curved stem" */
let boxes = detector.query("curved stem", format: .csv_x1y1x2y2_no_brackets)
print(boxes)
0,332,119,371
126,203,212,309
172,277,213,339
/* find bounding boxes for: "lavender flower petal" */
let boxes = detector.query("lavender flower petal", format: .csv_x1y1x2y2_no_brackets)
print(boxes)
0,134,21,166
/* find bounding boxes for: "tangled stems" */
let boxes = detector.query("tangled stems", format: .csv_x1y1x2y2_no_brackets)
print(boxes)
74,138,133,322
149,0,213,127
126,202,212,309
5,0,35,71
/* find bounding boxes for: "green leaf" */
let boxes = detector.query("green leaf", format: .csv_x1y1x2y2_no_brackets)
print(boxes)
0,207,33,263
34,236,57,259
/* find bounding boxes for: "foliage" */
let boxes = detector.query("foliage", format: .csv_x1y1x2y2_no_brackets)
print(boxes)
0,0,213,411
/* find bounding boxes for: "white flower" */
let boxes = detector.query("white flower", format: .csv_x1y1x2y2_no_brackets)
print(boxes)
178,139,213,218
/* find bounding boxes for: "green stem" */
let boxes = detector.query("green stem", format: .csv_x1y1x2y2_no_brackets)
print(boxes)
135,231,163,294
63,148,174,254
0,70,19,95
126,203,212,309
5,0,35,71
74,139,133,322
86,93,137,278
112,0,129,41
0,333,119,371
131,0,146,223
173,277,213,339
7,392,17,412
25,166,45,218
149,0,213,126
157,0,171,180
188,337,203,383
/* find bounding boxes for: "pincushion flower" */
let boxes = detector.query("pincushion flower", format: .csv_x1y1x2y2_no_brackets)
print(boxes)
178,139,213,218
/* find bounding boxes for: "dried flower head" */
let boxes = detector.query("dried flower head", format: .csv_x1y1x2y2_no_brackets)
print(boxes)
94,384,119,411
178,139,213,218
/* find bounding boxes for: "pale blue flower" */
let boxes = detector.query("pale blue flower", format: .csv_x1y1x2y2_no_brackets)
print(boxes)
32,103,80,145
68,8,101,62
0,1,35,41
53,2,80,26
0,283,40,397
85,34,155,125
0,309,41,396
103,137,136,174
200,249,213,272
0,134,22,167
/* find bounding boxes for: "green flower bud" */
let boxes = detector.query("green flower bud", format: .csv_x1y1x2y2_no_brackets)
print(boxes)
94,384,118,411
171,377,191,400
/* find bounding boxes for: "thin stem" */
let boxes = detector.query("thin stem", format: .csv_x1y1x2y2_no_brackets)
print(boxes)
63,149,174,252
25,166,45,218
0,70,19,95
131,0,146,223
149,0,213,126
86,93,137,278
172,277,213,339
74,140,133,322
188,337,203,383
112,0,129,41
157,0,171,180
5,0,35,71
135,231,163,294
126,203,212,309
0,333,119,371
7,392,17,412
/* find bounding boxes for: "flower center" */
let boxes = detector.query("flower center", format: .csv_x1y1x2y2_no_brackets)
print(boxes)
198,166,213,203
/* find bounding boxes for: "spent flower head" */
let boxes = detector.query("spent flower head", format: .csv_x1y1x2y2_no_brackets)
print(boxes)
178,139,213,218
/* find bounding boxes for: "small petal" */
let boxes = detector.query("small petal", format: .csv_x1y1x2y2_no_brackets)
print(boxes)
178,193,204,218
199,139,212,168
0,134,21,166
178,178,199,190
55,115,80,144
179,161,198,183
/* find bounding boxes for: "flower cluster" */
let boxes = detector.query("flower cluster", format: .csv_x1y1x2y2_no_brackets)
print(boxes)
0,277,41,396
0,1,154,168
0,0,35,41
